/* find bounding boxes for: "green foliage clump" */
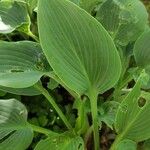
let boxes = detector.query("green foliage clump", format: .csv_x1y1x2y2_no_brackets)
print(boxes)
0,0,150,150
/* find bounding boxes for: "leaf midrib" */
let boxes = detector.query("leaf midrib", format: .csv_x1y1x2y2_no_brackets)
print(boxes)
119,99,149,140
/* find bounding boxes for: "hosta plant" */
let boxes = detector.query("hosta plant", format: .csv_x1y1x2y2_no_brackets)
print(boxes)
0,0,150,150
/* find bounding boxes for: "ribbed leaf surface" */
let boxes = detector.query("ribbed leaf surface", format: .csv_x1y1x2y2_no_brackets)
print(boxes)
134,31,150,68
80,0,101,12
96,0,148,45
134,30,150,89
0,1,30,34
116,139,137,150
0,99,33,150
0,85,41,96
0,41,50,88
115,74,150,141
35,133,84,150
38,0,121,95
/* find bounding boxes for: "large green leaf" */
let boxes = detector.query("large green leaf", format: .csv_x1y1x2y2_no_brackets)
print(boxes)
115,72,150,142
35,133,84,150
134,30,150,89
0,1,30,34
0,41,51,88
96,0,148,46
38,0,121,95
0,99,33,150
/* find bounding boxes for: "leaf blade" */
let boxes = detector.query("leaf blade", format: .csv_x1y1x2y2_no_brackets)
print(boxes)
115,73,150,142
0,99,33,150
0,1,30,34
0,41,51,88
38,0,121,95
35,133,84,150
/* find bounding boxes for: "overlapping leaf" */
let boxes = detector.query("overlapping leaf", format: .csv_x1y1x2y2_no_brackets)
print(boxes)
79,0,102,13
96,0,148,45
115,73,150,142
38,0,121,96
0,41,51,89
0,1,30,34
98,101,119,129
73,98,89,134
70,0,102,13
116,139,137,150
134,30,150,68
35,133,84,150
0,85,41,96
0,99,33,150
134,30,150,89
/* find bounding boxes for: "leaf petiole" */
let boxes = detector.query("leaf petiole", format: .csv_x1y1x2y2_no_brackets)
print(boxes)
29,123,58,136
89,88,100,150
27,31,39,42
34,83,73,131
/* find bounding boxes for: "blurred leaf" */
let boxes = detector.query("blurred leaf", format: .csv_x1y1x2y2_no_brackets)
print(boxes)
69,0,80,5
0,90,6,96
38,0,121,96
143,139,150,150
70,0,103,13
73,98,89,134
35,132,84,150
134,30,150,68
29,118,39,126
79,0,102,13
27,0,38,11
0,1,30,34
98,101,119,129
115,72,150,142
47,79,59,90
38,115,48,127
116,139,137,150
0,41,51,89
96,0,148,46
0,99,33,150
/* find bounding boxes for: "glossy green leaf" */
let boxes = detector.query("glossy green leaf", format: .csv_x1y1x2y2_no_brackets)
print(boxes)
0,41,51,88
96,0,148,46
35,133,84,150
115,72,150,142
0,1,30,34
116,139,137,150
38,0,121,95
0,99,33,150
